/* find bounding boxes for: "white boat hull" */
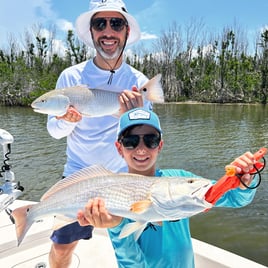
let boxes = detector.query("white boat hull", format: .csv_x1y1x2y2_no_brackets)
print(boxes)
0,200,266,268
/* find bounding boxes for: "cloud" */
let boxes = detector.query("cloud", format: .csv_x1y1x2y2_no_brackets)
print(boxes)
0,0,77,57
135,0,167,33
191,44,218,58
141,32,158,41
0,0,60,47
260,25,268,32
52,39,66,57
56,19,74,32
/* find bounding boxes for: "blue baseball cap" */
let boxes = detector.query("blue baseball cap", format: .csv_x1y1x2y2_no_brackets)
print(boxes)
117,108,162,139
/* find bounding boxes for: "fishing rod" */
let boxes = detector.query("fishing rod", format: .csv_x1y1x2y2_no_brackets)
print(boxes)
0,129,24,213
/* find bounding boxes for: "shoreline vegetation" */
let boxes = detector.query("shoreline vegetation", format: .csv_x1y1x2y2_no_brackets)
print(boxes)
0,22,267,106
165,101,266,105
1,101,266,108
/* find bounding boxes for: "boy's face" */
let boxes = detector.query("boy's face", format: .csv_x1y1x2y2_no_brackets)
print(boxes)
116,125,163,176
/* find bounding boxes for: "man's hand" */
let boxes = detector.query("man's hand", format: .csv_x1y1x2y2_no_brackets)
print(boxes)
56,106,82,122
118,86,144,115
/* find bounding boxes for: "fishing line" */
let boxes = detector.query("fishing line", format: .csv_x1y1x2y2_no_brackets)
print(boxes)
144,222,157,232
237,157,266,190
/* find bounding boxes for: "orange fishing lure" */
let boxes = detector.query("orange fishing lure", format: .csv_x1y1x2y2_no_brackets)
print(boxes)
205,148,267,205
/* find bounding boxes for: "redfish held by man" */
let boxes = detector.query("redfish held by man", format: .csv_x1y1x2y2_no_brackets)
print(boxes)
31,74,164,117
11,165,213,246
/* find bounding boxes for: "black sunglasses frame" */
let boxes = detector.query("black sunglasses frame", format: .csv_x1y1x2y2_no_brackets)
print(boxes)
91,17,128,32
120,134,161,150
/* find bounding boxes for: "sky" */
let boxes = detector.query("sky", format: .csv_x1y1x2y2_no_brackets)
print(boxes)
0,0,268,54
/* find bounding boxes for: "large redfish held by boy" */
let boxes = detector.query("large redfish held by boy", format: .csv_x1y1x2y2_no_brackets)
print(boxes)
11,165,212,246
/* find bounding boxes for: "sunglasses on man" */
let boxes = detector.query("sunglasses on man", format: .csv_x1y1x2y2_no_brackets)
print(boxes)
120,134,161,150
91,17,128,32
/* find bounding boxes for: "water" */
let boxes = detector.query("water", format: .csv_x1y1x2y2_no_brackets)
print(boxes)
0,104,267,266
0,106,66,198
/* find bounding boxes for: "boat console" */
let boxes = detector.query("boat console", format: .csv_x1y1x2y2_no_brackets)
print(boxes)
0,129,24,213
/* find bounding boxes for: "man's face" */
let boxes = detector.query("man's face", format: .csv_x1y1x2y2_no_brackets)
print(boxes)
90,11,129,60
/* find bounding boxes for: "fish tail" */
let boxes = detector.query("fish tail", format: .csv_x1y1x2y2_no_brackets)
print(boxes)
11,204,34,246
140,74,164,103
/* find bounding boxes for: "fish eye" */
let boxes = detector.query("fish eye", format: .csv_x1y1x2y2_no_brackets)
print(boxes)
142,87,147,92
187,179,195,183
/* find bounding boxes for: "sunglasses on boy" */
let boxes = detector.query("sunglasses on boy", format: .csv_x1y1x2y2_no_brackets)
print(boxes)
91,17,128,32
120,134,161,150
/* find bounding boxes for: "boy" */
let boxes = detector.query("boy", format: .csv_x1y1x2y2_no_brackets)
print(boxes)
78,108,257,267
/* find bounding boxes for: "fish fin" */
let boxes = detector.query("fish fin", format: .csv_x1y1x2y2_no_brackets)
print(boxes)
111,111,121,118
11,204,35,246
80,113,92,117
63,85,90,92
119,221,147,241
140,74,164,103
41,165,113,201
130,199,152,214
52,216,77,230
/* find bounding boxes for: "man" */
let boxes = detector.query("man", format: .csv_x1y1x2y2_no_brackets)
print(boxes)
46,1,150,267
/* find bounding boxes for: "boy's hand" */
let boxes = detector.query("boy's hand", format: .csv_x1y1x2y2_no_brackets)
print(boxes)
77,198,122,228
229,152,255,189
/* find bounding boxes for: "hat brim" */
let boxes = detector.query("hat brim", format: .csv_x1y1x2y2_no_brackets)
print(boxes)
75,9,141,48
117,108,162,139
118,122,162,140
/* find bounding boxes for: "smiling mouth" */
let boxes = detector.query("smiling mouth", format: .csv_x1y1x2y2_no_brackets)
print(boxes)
99,36,118,46
102,40,117,46
134,157,149,162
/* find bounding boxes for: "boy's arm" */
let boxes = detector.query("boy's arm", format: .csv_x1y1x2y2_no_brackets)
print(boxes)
77,198,148,267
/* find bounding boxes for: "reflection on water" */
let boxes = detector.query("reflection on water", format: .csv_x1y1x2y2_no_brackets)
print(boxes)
0,104,267,266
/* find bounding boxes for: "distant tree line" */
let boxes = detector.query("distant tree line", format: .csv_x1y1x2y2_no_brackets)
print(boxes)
0,21,267,106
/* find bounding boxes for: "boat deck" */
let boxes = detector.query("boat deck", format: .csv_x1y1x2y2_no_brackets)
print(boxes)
0,200,266,268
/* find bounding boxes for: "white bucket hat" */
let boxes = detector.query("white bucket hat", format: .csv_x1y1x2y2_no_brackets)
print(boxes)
75,0,141,48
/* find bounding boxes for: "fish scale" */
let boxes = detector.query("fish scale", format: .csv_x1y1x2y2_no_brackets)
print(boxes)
63,87,120,115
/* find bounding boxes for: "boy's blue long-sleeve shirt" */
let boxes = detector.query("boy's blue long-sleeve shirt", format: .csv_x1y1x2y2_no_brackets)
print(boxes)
108,169,257,268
